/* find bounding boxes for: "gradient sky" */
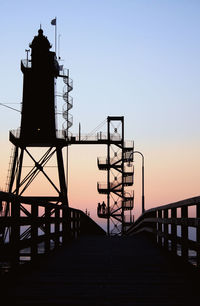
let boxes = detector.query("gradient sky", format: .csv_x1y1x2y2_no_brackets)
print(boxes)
0,0,200,228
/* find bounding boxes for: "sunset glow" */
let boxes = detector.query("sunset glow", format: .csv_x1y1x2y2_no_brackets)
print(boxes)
0,0,200,229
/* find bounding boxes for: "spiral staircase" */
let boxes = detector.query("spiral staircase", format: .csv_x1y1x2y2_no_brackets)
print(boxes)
62,71,73,138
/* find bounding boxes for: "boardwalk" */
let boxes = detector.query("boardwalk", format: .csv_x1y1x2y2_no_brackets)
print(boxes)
2,234,200,305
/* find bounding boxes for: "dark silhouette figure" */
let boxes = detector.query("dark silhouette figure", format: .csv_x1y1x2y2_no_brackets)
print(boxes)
97,202,101,214
102,201,106,214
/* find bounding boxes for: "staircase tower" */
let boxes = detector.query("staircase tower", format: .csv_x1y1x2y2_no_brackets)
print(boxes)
97,117,134,235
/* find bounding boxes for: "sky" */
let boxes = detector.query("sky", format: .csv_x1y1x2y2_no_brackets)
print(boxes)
0,0,200,228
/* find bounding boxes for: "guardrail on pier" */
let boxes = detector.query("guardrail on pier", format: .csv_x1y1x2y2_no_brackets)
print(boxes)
126,196,200,267
0,192,105,268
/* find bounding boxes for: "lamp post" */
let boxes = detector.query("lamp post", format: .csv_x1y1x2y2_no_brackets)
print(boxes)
128,151,145,214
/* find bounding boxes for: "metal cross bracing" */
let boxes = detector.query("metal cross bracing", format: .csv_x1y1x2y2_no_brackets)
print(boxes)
0,28,71,247
0,29,134,248
0,143,69,244
54,116,134,236
48,116,134,236
5,117,134,238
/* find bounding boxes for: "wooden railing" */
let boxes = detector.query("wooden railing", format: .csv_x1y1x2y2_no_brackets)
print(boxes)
126,196,200,267
0,192,105,268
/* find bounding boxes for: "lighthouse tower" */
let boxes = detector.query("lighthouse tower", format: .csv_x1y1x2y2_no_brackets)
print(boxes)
8,29,68,207
20,28,58,143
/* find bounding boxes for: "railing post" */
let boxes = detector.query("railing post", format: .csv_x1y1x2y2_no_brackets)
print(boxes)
62,206,70,244
55,207,60,248
10,199,20,266
171,207,177,255
71,210,75,239
45,206,51,253
157,210,162,247
164,209,168,249
181,206,188,261
149,211,157,243
74,211,78,239
196,204,200,267
31,203,38,261
78,211,81,236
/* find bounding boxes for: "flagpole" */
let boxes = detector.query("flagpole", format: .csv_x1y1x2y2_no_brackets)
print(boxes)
55,17,57,55
58,34,61,59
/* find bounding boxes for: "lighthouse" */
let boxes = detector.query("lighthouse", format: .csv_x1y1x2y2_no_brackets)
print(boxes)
8,28,68,206
20,28,59,144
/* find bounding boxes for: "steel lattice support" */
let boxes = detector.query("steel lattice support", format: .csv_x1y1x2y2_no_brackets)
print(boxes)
2,142,68,244
97,116,134,235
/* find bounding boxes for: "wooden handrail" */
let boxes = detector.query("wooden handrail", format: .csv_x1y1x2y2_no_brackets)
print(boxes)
126,196,200,267
0,192,105,267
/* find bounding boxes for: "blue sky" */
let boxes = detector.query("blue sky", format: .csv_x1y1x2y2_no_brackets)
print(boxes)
0,0,200,222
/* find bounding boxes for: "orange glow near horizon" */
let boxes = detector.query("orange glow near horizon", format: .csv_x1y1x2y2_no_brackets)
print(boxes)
0,135,199,228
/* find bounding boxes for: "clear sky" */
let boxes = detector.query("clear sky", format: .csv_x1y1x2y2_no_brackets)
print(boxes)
0,0,200,227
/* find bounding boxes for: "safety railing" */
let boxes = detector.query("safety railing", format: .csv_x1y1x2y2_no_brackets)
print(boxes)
62,114,73,130
98,152,134,165
126,196,200,267
124,141,134,149
21,59,32,70
69,133,121,141
10,129,124,144
124,191,134,201
10,129,20,138
123,175,133,186
9,129,121,143
63,76,73,90
97,156,124,168
62,95,73,110
0,192,105,270
123,198,134,210
97,181,123,193
124,151,133,162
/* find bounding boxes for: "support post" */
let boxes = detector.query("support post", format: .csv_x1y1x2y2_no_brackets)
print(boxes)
56,146,68,206
121,116,125,235
8,146,19,193
142,158,145,214
10,199,20,266
157,210,162,247
171,208,177,255
181,206,188,261
164,209,168,249
55,207,60,248
62,206,70,244
45,206,51,253
196,204,200,267
31,203,38,260
15,149,24,195
107,118,110,236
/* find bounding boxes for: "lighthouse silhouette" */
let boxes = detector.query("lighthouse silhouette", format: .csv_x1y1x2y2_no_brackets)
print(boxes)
20,28,58,143
8,28,68,206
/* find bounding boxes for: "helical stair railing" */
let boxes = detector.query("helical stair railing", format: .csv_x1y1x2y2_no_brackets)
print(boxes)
62,71,73,138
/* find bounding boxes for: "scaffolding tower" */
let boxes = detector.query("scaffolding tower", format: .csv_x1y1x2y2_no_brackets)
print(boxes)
97,117,134,235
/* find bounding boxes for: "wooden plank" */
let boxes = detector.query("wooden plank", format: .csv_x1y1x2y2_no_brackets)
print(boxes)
2,234,200,305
